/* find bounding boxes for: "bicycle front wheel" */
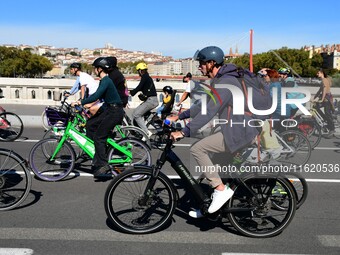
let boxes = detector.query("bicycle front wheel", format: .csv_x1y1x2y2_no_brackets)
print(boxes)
41,110,50,130
29,138,76,181
104,167,177,234
227,175,296,238
272,171,308,210
0,112,24,142
297,118,321,149
0,149,32,211
107,138,152,167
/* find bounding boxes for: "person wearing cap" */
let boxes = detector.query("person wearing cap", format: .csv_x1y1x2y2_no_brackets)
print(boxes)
130,62,159,137
73,57,124,178
170,46,259,218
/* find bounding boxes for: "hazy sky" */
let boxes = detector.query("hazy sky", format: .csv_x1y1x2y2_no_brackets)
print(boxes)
1,0,339,58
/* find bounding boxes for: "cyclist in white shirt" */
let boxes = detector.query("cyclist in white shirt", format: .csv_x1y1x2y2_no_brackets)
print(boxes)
68,62,102,115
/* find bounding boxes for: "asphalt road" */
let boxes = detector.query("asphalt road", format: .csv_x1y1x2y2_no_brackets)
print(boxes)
1,105,340,254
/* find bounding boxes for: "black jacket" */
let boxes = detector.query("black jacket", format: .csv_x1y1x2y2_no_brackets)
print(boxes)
108,68,128,106
130,73,157,97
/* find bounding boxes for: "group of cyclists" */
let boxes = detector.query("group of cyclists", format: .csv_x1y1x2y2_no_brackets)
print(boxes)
63,45,335,218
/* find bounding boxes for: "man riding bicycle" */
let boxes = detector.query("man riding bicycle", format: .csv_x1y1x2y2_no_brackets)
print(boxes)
170,46,259,218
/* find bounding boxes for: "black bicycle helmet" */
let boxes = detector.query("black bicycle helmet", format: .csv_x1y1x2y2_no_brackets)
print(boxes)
70,62,82,69
163,86,173,94
193,46,225,65
106,56,117,69
185,72,192,78
92,57,110,70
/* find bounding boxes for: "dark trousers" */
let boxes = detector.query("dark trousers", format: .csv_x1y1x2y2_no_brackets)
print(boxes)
316,102,334,131
87,105,124,169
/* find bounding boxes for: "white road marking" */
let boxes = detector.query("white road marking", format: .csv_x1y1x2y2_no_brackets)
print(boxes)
0,248,34,255
222,253,312,255
318,235,340,247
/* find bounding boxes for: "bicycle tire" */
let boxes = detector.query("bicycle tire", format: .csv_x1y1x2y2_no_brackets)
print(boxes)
104,167,177,234
107,138,152,167
42,128,84,158
272,172,308,210
277,130,312,166
0,149,32,211
41,110,50,130
296,118,322,149
113,126,151,148
29,138,76,181
227,174,296,238
0,112,24,142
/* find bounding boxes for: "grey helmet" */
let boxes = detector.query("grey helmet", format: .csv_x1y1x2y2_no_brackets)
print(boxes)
193,46,225,65
92,57,110,71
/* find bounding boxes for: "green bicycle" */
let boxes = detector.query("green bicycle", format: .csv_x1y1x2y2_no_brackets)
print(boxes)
29,106,152,182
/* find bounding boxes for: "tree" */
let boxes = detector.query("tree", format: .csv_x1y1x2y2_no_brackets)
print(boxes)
232,47,327,77
0,46,53,77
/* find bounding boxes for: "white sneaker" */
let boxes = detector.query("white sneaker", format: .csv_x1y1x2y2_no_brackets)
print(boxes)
208,186,234,214
147,130,153,138
188,209,204,218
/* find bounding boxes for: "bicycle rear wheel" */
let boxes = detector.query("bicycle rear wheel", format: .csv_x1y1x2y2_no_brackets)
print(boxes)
0,112,24,142
0,149,32,211
113,126,151,148
29,138,76,181
277,130,311,166
227,174,296,238
107,138,152,167
104,167,177,234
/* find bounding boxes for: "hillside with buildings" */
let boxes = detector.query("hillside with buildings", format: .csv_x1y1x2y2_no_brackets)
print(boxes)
1,43,340,77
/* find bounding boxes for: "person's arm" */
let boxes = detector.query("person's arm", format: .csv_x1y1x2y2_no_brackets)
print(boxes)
177,92,189,105
313,84,323,100
80,85,86,100
81,82,106,105
69,78,80,95
181,89,230,137
130,75,146,96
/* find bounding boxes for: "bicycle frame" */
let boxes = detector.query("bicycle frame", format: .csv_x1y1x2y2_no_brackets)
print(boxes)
49,115,133,165
310,107,327,130
141,127,265,215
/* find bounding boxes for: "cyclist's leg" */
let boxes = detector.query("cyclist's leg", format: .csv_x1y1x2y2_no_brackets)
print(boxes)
92,106,124,175
132,96,158,134
324,102,335,131
191,132,227,187
190,131,234,215
86,107,104,140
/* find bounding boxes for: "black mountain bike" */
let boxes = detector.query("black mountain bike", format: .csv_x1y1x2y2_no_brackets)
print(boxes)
104,122,297,238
